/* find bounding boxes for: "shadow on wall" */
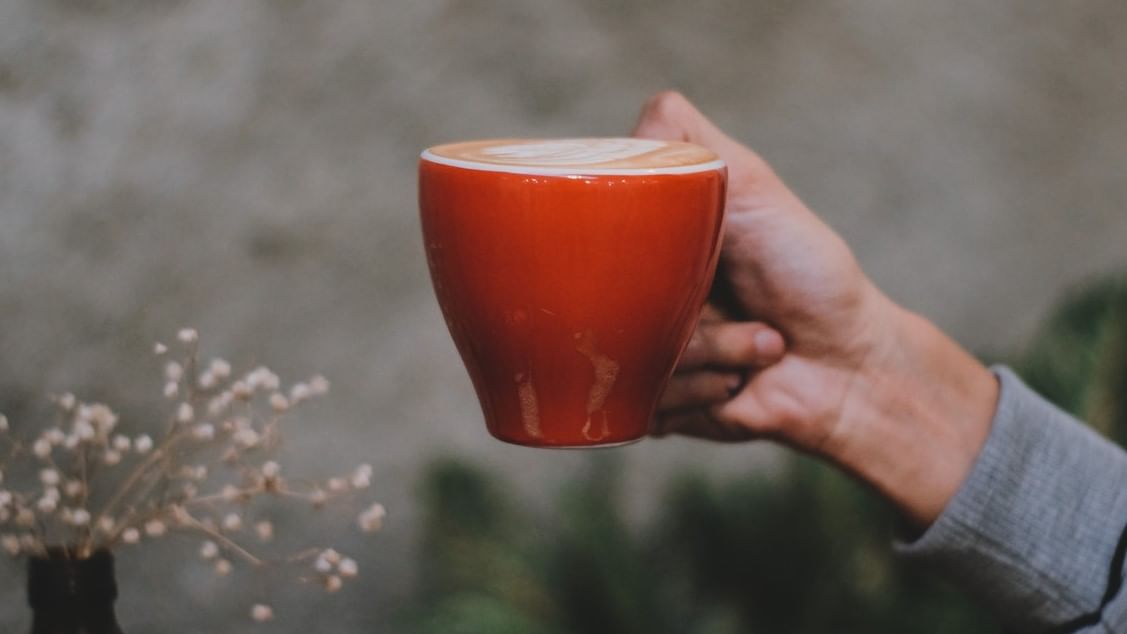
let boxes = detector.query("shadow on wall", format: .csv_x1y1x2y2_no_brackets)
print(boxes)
400,275,1127,634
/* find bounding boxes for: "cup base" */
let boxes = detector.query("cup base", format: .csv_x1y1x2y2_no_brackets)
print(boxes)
490,434,645,450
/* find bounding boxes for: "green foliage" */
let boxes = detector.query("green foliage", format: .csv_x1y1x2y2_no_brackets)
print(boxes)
404,275,1127,634
1017,277,1127,443
405,457,994,634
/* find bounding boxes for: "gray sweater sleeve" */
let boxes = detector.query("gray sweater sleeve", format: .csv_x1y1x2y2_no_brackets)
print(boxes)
896,366,1127,633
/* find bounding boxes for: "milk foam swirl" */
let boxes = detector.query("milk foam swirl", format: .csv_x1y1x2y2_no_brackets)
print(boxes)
480,139,666,166
422,138,723,175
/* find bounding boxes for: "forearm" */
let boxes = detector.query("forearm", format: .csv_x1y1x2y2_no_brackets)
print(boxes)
829,298,998,526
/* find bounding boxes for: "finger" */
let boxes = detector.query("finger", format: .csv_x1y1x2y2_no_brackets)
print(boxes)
708,386,782,442
699,302,727,323
658,371,744,412
632,91,779,197
679,321,785,370
632,91,746,158
651,409,758,443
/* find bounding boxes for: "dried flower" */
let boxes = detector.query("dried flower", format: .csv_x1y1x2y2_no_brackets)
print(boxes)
251,604,273,622
261,461,281,480
70,509,91,526
192,423,215,441
103,450,123,466
233,428,260,448
177,328,199,344
338,558,358,578
269,393,289,413
36,496,58,514
153,342,168,355
165,361,184,382
39,469,60,486
64,480,84,498
134,434,154,453
232,381,253,400
309,375,330,395
255,521,274,542
176,403,194,424
222,513,243,532
58,393,77,411
163,382,179,399
145,520,167,537
112,434,132,452
246,367,279,391
199,540,219,560
350,471,371,490
358,503,386,533
86,404,118,430
324,575,342,593
289,383,312,403
220,485,242,502
74,420,95,441
198,371,217,390
215,559,232,576
121,528,141,544
0,414,8,432
209,358,232,378
2,535,20,557
32,439,51,459
320,548,341,565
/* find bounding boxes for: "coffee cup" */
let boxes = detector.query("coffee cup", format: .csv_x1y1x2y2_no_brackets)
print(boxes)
419,138,726,447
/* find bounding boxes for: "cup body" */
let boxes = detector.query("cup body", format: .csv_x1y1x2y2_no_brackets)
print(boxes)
419,151,725,447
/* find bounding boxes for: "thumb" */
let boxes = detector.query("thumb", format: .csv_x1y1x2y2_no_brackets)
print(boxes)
632,91,784,203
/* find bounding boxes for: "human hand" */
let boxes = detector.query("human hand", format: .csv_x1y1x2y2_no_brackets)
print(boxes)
642,92,998,524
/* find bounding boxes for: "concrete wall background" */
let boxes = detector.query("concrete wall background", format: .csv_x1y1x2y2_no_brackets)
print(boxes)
1,0,1125,630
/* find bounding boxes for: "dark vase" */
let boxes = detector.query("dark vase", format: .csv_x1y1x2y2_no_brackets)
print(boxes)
27,548,124,634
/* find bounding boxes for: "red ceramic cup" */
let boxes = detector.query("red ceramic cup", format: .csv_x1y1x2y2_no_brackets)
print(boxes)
419,138,726,447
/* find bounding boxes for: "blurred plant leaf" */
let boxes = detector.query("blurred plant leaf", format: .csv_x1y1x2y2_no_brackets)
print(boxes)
1018,276,1127,443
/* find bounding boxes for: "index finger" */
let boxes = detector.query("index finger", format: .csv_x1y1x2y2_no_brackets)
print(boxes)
678,320,785,370
631,91,778,196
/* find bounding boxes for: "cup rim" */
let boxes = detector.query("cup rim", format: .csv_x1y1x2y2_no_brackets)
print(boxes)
420,138,726,177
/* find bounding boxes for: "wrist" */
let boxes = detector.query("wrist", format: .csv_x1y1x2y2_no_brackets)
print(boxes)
829,297,999,526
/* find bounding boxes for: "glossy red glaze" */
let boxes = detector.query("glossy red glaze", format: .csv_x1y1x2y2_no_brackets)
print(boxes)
419,160,726,447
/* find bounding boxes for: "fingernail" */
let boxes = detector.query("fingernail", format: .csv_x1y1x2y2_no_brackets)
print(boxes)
754,330,782,357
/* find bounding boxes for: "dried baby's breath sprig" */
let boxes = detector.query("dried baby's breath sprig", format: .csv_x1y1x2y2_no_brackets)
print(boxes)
251,604,274,622
0,328,385,624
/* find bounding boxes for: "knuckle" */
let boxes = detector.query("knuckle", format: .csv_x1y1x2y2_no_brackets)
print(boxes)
645,90,690,121
683,329,708,360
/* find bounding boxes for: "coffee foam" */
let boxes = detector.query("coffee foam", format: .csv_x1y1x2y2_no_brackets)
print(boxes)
421,138,724,175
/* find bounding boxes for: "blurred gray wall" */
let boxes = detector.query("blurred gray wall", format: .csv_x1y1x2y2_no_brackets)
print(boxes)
1,0,1126,630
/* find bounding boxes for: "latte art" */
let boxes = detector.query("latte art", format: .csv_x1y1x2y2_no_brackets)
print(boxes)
422,138,723,175
479,139,666,166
